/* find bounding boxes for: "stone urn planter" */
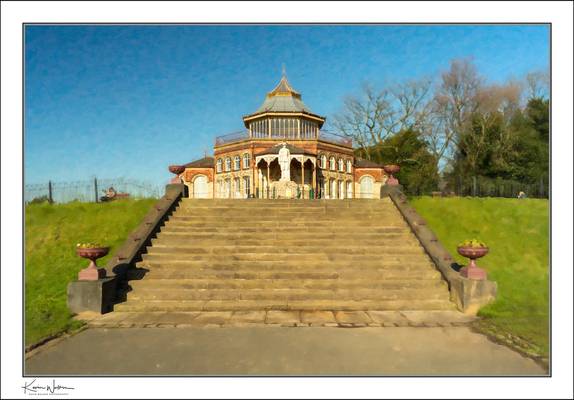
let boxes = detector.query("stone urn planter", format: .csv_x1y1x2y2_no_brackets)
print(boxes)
457,242,489,280
168,165,185,184
76,245,109,281
383,164,401,186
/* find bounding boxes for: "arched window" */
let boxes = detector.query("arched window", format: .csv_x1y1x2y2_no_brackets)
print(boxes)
329,156,336,171
346,160,352,173
243,153,250,169
320,154,327,169
338,158,344,172
225,157,231,172
360,176,374,199
234,155,241,171
216,158,223,173
330,179,337,199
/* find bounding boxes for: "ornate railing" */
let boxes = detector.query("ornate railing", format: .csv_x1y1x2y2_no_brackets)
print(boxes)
215,130,250,146
214,129,353,147
318,130,353,147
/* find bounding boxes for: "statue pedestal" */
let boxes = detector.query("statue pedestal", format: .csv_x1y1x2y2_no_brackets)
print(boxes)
272,180,299,199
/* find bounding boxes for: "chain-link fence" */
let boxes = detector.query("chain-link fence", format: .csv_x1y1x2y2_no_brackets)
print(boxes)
24,178,162,204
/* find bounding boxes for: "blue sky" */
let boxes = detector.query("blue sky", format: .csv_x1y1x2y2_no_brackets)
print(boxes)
25,25,549,186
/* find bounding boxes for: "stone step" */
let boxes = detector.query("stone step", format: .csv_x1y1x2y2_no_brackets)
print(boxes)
137,265,436,276
173,212,402,219
166,215,408,228
159,225,410,234
176,203,396,209
127,268,442,280
155,230,415,240
173,208,401,219
145,245,427,255
137,257,435,269
128,278,447,290
113,198,455,315
169,216,404,222
150,236,422,247
141,252,431,262
180,199,393,207
114,298,456,312
174,207,400,215
126,288,450,301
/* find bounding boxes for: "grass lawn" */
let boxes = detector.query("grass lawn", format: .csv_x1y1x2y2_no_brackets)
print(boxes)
25,198,156,346
410,196,549,358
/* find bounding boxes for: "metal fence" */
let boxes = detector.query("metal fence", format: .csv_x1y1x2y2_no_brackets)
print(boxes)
24,178,162,204
442,176,549,199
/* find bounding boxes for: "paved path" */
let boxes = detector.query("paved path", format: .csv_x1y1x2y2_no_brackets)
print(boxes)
26,326,545,376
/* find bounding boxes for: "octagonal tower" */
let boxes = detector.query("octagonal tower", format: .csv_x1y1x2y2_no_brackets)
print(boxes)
177,73,386,200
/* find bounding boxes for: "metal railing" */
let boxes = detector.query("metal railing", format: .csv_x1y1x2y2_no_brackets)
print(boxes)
214,130,250,146
318,130,353,147
214,129,353,147
24,177,162,204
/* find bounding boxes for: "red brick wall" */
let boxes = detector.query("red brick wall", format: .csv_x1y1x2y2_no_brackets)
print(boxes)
354,168,385,182
184,168,214,183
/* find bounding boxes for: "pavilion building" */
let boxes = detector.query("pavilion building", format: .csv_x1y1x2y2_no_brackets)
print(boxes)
177,74,387,199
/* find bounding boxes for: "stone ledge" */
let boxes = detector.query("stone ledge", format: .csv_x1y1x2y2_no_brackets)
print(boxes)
104,184,187,279
87,310,478,328
385,186,497,315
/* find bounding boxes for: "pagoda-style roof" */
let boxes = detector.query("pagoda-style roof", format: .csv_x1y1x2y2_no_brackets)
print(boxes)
254,143,314,157
243,75,325,123
267,75,302,99
183,156,214,168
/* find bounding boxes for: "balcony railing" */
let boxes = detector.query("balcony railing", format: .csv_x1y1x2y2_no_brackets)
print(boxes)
318,130,353,147
214,129,353,147
214,130,250,146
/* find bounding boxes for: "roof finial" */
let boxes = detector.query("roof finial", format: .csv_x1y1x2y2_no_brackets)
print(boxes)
281,63,286,79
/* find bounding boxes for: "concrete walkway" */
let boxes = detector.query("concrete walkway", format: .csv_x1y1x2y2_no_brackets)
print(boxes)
25,326,546,376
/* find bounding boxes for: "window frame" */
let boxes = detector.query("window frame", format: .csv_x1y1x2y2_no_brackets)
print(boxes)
329,156,336,171
225,157,231,172
216,158,223,173
243,153,251,169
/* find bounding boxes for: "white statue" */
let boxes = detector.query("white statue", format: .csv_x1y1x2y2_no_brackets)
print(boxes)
278,144,290,181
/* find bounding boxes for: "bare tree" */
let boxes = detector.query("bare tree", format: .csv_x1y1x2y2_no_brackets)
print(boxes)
423,58,483,167
333,78,431,160
525,70,549,100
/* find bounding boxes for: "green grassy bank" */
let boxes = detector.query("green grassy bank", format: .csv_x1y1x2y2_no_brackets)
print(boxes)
410,196,549,358
25,198,156,346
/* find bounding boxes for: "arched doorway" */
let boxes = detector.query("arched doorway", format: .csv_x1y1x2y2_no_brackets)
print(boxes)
360,176,374,199
193,175,209,198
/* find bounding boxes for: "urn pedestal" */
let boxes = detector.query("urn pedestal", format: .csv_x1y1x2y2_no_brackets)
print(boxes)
383,164,401,186
457,246,489,280
76,247,109,281
168,165,185,184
